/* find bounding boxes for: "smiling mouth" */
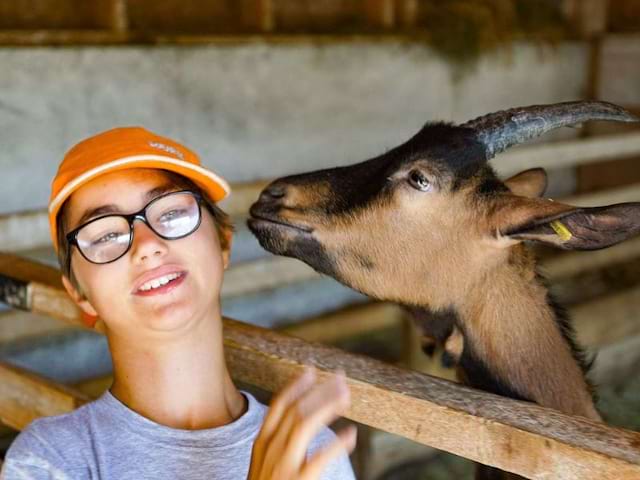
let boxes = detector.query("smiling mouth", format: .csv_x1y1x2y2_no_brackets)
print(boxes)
248,213,313,234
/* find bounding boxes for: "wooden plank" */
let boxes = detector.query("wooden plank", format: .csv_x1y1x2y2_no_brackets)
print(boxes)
573,284,640,348
609,1,640,33
0,29,426,46
282,302,402,344
240,0,275,32
0,253,84,328
395,0,418,29
543,236,640,280
591,333,640,387
2,255,640,478
563,0,609,38
0,362,89,431
495,131,640,176
363,0,395,30
0,311,71,343
562,182,640,206
222,256,319,298
598,34,640,107
109,0,129,33
0,1,114,30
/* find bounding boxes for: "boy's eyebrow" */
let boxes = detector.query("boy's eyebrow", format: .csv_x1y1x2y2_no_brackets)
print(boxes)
74,183,177,228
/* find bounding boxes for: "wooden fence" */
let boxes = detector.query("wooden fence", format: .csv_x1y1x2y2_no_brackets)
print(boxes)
1,253,640,479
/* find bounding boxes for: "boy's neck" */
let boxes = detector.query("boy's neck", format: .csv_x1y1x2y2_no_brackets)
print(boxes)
107,311,246,430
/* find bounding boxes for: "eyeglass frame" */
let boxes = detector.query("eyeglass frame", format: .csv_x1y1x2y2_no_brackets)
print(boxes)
65,189,205,267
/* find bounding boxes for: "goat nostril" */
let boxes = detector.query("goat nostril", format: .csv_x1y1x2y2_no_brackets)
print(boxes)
262,183,286,201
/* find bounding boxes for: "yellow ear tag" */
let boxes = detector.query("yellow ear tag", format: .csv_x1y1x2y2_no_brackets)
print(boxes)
550,220,573,242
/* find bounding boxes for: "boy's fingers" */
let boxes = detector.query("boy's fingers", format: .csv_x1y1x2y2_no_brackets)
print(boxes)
252,368,316,473
259,368,316,440
278,373,351,470
301,425,358,480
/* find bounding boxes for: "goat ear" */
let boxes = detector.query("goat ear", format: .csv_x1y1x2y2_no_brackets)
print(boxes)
498,199,640,250
503,168,548,198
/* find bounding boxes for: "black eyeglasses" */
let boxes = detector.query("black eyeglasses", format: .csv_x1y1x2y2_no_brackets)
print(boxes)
66,190,203,266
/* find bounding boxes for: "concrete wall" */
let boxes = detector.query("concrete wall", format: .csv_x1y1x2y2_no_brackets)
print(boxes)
0,41,589,215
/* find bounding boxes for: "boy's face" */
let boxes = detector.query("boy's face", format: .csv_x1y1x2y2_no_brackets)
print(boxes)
62,168,230,338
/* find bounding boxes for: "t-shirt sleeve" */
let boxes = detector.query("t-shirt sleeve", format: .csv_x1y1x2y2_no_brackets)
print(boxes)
2,425,76,480
308,427,356,480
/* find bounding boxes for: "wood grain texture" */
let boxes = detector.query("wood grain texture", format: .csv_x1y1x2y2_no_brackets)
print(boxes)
1,254,640,478
0,362,89,431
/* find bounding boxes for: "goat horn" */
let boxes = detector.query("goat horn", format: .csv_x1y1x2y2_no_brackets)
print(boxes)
461,101,639,160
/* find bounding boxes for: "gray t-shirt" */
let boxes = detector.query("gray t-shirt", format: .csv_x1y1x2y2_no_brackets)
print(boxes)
2,391,355,479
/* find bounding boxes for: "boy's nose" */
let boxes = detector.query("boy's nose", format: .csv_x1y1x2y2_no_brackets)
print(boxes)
130,220,168,262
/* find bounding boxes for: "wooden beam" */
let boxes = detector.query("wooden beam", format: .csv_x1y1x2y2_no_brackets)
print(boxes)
364,0,395,30
495,131,640,176
0,362,88,431
109,0,129,33
543,236,640,280
0,253,84,328
240,0,275,33
219,179,270,217
282,302,402,344
395,0,418,29
573,284,640,348
562,182,640,206
0,30,424,46
563,0,609,38
2,255,640,478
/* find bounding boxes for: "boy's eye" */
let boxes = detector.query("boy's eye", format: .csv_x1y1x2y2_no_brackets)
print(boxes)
158,209,187,223
92,232,121,245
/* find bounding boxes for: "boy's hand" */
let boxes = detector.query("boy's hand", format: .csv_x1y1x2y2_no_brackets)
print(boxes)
248,368,357,480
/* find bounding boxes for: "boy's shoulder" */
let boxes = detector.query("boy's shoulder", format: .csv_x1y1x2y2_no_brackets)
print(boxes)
3,399,98,478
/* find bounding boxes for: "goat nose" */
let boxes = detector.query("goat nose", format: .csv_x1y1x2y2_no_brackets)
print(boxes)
260,183,287,202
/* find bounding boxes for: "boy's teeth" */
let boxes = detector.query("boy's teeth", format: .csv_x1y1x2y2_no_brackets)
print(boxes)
139,272,181,292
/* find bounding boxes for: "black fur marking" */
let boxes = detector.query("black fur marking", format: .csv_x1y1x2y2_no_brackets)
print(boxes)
405,305,456,343
401,123,487,181
476,169,510,196
458,336,531,402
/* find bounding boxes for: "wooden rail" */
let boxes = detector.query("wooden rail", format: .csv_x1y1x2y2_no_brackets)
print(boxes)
1,254,640,479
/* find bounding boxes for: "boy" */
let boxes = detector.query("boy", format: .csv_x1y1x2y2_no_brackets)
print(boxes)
2,127,356,479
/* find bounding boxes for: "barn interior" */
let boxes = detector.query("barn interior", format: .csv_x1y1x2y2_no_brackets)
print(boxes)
1,1,640,478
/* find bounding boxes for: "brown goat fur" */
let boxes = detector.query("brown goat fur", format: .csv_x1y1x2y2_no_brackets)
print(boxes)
249,102,639,479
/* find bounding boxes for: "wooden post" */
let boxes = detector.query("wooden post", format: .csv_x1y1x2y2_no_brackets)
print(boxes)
364,0,395,30
563,0,609,38
240,0,275,33
395,0,418,29
110,0,129,33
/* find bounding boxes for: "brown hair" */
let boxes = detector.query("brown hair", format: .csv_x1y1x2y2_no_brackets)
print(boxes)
56,170,233,292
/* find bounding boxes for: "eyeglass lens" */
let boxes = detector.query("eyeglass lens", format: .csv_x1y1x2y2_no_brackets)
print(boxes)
75,192,201,263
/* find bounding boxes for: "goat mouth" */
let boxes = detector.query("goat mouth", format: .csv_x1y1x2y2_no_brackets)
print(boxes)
247,213,314,235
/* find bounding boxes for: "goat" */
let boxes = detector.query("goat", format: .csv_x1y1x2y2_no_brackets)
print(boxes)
247,101,639,479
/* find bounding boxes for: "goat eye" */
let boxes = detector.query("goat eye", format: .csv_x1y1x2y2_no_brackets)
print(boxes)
408,170,431,192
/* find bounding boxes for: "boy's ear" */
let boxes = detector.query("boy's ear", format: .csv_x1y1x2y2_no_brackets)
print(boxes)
503,168,548,198
61,275,98,317
492,195,640,250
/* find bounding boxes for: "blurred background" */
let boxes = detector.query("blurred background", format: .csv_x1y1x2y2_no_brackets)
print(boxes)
0,0,639,478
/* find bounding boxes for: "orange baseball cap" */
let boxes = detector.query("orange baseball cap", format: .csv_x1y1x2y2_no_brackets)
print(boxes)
49,127,231,252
